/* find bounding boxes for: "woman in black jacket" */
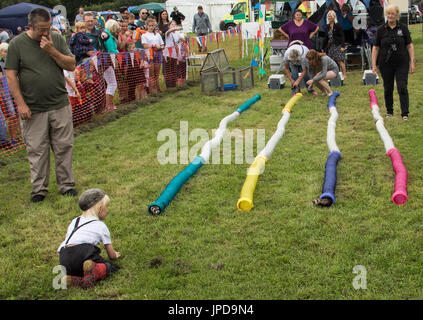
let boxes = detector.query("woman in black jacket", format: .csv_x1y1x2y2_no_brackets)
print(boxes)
372,5,415,120
323,10,346,79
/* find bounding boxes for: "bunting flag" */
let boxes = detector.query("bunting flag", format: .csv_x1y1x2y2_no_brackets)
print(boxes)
191,37,196,48
110,53,116,68
259,67,267,75
254,44,259,55
129,52,134,67
259,40,264,48
251,58,259,67
117,53,124,68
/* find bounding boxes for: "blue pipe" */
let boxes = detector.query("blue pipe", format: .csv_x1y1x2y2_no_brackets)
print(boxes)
320,151,342,205
148,156,204,215
327,91,340,109
236,94,261,114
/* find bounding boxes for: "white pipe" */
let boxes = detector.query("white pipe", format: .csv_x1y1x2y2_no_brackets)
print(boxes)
199,111,240,162
371,105,395,152
259,111,290,159
327,107,340,153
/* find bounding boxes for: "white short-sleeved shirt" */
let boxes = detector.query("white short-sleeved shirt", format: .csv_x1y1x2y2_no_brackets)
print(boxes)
141,32,164,47
164,31,184,58
57,216,112,252
283,44,309,69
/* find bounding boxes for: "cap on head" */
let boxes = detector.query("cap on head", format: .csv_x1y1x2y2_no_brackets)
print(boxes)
79,188,106,211
198,5,203,9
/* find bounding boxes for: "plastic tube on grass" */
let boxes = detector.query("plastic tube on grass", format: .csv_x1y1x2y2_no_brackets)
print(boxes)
148,94,261,215
368,89,408,206
237,93,303,211
313,91,341,207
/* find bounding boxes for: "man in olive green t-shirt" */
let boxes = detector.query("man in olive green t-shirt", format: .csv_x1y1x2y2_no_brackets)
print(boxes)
5,8,77,203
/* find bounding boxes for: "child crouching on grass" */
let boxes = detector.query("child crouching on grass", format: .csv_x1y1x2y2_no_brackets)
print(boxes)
58,189,120,289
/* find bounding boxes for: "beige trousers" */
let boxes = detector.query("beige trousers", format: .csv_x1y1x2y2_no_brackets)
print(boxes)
21,104,75,197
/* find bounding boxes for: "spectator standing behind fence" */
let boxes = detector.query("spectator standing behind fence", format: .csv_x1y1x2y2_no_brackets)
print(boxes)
171,7,185,27
103,19,120,112
75,7,85,24
323,10,346,79
125,40,147,101
341,4,354,45
0,43,6,75
5,8,77,203
128,13,137,31
142,17,164,95
64,68,84,125
136,9,149,29
372,5,415,121
0,29,10,44
158,10,170,41
193,5,212,53
305,49,338,96
117,20,132,52
120,7,129,21
163,20,182,89
84,13,109,52
69,22,97,65
279,9,319,50
1,42,20,148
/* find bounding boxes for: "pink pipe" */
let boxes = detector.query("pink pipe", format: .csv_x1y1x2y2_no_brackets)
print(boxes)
387,148,408,206
369,89,378,108
368,89,408,206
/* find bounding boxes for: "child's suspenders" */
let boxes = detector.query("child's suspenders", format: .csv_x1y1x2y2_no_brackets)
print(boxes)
64,217,97,246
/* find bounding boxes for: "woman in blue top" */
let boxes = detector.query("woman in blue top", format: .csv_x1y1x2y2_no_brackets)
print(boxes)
341,4,354,44
103,19,120,111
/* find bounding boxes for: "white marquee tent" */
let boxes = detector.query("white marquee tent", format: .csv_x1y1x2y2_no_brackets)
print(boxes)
165,0,237,33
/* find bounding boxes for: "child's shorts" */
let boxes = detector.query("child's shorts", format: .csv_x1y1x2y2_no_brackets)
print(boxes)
59,243,119,277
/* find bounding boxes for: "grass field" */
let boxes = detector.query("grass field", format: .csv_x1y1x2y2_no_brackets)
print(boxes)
0,25,422,300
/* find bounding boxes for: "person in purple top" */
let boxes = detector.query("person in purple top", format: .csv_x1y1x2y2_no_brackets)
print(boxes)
279,9,319,49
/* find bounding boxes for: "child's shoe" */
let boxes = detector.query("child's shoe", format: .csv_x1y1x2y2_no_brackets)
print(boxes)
81,260,107,289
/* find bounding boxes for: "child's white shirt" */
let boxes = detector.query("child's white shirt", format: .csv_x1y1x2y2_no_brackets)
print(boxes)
141,31,164,47
57,216,111,252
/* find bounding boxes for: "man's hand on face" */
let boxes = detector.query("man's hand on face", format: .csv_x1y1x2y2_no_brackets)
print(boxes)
40,33,55,54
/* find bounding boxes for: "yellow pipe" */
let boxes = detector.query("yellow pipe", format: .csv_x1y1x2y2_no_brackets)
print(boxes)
237,93,302,212
237,155,268,211
282,93,303,113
